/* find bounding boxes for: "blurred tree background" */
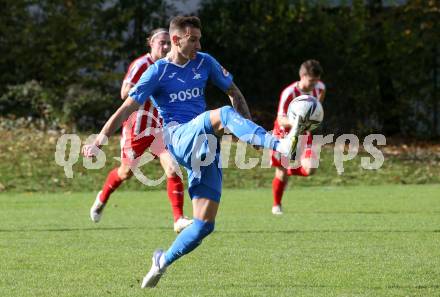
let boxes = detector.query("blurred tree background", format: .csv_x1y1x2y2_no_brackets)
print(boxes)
0,0,438,138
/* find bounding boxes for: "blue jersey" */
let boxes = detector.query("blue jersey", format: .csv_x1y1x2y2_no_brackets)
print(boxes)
129,52,233,125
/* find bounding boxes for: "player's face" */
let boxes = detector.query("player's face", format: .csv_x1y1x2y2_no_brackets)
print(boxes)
178,27,202,60
150,33,171,59
300,74,320,91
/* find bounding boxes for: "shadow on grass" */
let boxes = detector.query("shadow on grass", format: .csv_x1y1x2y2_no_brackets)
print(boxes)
2,227,439,234
220,229,440,234
166,282,440,290
0,226,170,232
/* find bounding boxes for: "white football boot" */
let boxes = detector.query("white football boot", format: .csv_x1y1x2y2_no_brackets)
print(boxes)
272,204,283,215
173,216,193,234
90,191,106,223
277,133,299,160
141,249,167,288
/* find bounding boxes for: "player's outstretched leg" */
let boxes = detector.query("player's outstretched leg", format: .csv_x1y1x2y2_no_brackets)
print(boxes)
90,166,130,222
212,106,296,157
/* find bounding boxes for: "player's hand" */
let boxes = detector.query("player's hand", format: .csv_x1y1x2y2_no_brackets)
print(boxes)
82,144,101,158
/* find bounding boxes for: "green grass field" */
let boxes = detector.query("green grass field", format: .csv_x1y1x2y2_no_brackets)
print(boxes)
1,185,440,297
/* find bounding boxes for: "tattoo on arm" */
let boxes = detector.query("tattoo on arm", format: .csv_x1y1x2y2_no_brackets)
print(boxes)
226,83,252,120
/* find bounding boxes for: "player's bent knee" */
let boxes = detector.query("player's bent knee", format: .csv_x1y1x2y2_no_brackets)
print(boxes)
166,169,179,178
275,167,288,182
219,105,234,124
117,166,133,180
209,108,223,132
220,105,234,114
163,164,179,178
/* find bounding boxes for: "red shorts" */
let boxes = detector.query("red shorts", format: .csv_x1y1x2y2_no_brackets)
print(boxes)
120,125,166,166
270,131,314,168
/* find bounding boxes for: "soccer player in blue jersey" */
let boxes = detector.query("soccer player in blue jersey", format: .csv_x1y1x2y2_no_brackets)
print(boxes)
83,16,307,288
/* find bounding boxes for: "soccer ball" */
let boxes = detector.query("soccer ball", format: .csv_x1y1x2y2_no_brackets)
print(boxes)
287,95,324,132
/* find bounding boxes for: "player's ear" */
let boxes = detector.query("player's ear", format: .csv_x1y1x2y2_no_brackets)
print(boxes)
171,34,180,46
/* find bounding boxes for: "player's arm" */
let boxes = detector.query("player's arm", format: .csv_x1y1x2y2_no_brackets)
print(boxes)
317,81,326,102
82,97,140,156
318,88,326,102
120,82,133,100
225,82,252,120
206,54,251,120
275,86,294,129
97,97,140,142
121,59,144,99
83,62,159,157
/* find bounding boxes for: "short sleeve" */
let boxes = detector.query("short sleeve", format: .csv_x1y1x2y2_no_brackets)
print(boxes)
278,88,293,116
206,54,233,92
129,64,159,105
316,81,326,90
123,60,147,85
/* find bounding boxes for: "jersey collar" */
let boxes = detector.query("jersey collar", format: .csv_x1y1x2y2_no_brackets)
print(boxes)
166,58,191,68
164,53,195,68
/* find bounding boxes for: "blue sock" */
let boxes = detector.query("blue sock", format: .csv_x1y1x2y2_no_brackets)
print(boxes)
164,218,215,266
219,106,279,150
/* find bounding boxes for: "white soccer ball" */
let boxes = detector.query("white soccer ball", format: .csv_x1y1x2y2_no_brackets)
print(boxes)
287,95,324,133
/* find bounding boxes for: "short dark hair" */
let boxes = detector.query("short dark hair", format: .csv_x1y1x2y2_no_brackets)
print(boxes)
299,60,323,77
169,16,202,33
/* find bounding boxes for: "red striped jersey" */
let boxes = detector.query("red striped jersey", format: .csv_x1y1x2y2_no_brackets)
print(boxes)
274,81,325,136
123,53,162,137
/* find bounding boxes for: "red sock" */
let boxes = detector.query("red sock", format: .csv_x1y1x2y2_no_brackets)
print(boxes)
303,147,313,159
287,166,310,176
167,176,184,222
100,168,123,204
305,131,313,146
287,148,314,176
272,177,286,206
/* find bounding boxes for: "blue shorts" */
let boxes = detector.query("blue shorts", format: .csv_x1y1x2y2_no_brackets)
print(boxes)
165,111,222,202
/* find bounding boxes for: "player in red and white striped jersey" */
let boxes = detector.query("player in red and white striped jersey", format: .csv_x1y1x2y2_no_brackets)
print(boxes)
90,28,192,233
271,60,326,215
